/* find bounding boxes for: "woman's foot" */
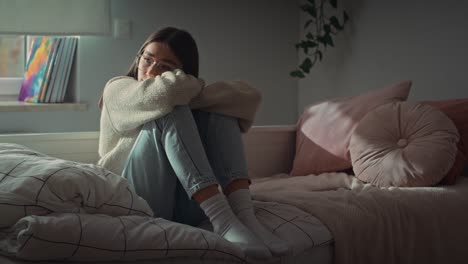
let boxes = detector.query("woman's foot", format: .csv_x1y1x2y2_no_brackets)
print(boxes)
227,189,290,256
199,193,271,259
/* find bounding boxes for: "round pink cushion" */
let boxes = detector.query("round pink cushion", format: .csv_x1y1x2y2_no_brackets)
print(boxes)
349,101,459,187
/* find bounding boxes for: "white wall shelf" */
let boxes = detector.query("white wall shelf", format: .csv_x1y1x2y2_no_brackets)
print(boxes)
0,101,87,112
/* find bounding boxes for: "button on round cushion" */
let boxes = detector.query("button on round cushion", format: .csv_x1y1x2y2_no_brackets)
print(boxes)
396,139,408,147
349,101,459,187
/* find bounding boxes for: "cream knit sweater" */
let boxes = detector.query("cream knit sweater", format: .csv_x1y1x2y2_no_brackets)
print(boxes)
98,69,262,175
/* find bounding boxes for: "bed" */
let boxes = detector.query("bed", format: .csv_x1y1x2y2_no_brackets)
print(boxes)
1,123,467,264
0,126,335,264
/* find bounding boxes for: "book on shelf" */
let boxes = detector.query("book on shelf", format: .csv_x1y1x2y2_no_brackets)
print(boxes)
44,38,65,103
49,38,73,103
18,36,56,103
39,38,62,103
49,37,72,103
18,36,78,104
58,38,77,103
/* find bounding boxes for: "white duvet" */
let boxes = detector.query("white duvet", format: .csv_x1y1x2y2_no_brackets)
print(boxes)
0,143,244,262
0,143,332,263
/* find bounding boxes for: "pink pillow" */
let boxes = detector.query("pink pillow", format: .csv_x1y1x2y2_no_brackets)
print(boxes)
290,80,412,176
349,101,459,187
422,98,468,185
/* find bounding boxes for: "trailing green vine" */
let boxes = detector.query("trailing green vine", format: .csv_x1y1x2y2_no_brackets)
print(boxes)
291,0,349,78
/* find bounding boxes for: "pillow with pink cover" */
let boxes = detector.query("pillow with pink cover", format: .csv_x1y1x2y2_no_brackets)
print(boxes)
421,98,468,185
349,101,459,187
290,80,412,176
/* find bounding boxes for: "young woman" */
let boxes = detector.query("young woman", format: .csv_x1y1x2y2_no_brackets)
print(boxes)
98,27,288,259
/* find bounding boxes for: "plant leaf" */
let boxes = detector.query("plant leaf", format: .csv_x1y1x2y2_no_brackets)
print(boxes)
306,40,317,48
295,41,306,53
306,0,316,7
330,0,337,8
343,11,349,23
316,50,323,61
323,34,334,47
316,36,325,46
290,70,305,78
299,58,313,73
317,35,333,47
304,19,314,29
306,32,314,40
329,16,343,30
300,4,317,18
324,24,331,34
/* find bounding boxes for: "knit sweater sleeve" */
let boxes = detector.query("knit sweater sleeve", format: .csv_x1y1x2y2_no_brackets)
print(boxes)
102,69,203,134
189,80,262,132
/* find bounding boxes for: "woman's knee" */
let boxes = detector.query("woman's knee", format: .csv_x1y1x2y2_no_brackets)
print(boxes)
193,111,240,134
154,105,193,129
163,105,192,119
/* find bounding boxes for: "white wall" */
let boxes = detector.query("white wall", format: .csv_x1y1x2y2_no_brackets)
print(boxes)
4,0,467,133
0,0,299,133
298,0,468,114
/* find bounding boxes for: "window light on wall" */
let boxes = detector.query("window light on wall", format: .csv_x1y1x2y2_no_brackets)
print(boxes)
0,0,110,105
0,0,111,35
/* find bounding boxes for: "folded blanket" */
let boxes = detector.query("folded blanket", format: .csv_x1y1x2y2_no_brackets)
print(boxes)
251,173,468,264
0,143,244,262
0,144,153,229
2,213,244,262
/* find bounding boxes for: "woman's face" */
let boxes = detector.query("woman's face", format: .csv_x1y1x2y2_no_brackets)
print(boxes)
137,42,182,81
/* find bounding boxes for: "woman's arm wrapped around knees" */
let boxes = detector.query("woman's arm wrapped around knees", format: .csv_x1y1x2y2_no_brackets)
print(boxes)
101,69,204,134
190,81,262,132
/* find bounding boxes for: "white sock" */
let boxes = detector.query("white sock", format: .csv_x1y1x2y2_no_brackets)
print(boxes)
199,193,271,259
227,189,290,256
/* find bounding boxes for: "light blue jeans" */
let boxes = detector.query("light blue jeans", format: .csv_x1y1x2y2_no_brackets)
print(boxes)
122,105,249,226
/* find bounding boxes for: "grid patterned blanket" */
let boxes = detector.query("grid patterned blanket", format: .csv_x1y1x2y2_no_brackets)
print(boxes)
0,143,332,263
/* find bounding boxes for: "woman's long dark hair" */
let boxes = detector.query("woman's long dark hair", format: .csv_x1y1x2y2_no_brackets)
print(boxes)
99,27,198,109
127,27,199,79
